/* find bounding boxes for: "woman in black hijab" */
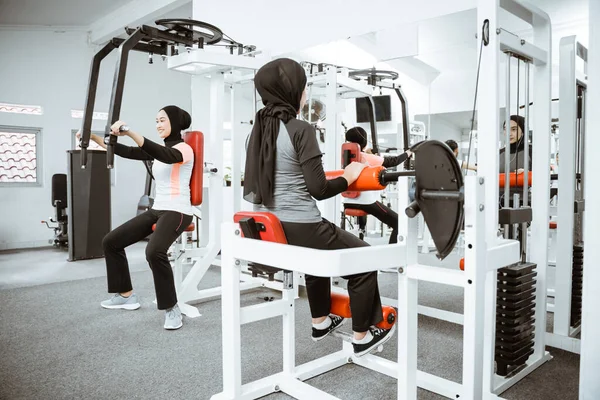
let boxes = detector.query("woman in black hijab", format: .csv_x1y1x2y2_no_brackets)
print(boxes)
244,58,395,357
499,115,532,174
499,115,532,208
83,106,194,330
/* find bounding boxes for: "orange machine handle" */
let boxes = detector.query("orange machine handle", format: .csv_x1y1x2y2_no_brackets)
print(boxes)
330,292,396,329
325,166,386,191
498,171,532,188
460,258,465,271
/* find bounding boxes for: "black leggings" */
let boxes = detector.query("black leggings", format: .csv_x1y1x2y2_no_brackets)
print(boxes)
281,219,383,332
102,209,193,310
344,201,399,244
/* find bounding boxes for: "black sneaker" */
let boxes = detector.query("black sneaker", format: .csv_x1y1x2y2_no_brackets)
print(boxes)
352,324,397,357
311,315,345,342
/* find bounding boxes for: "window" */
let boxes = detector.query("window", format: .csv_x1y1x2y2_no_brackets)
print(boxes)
0,102,43,115
70,110,108,120
0,126,42,186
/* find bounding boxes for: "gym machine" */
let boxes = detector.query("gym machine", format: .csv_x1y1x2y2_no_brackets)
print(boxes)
215,139,474,400
545,36,587,354
164,22,271,316
41,174,68,249
72,19,244,261
477,0,552,394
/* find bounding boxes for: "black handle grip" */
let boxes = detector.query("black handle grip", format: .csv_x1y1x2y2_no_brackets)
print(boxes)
81,148,88,169
105,134,118,169
405,200,421,218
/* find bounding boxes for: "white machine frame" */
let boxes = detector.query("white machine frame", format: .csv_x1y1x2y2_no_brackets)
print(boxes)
213,172,521,400
477,0,552,395
579,1,600,396
166,48,276,317
546,36,587,354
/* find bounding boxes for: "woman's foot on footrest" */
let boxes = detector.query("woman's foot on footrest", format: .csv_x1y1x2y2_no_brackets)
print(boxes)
352,324,396,357
311,314,345,341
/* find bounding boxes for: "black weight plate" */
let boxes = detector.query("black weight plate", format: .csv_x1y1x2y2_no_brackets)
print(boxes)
412,140,463,260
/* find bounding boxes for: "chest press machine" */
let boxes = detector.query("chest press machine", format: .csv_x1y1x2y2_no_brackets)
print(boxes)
212,141,495,400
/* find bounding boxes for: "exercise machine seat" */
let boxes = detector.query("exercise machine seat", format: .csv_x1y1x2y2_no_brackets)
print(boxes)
184,131,204,206
233,211,396,328
344,208,368,217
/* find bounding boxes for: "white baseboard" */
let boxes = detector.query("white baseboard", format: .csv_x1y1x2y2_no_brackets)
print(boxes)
0,240,52,251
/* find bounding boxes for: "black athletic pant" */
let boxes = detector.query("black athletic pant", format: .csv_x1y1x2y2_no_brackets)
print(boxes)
344,201,399,244
102,209,193,310
281,219,383,332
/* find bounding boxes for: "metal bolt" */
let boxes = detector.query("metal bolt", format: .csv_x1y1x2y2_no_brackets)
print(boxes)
398,267,404,274
521,39,525,45
479,177,485,185
479,204,485,211
496,28,501,34
235,229,240,235
398,235,405,242
274,385,280,391
235,260,241,266
347,357,353,363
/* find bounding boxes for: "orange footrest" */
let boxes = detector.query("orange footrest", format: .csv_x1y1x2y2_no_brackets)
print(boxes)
330,291,396,329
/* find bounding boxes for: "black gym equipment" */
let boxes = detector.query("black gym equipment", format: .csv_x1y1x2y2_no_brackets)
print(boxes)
70,19,251,260
79,18,255,170
42,174,69,249
67,150,111,261
405,140,464,260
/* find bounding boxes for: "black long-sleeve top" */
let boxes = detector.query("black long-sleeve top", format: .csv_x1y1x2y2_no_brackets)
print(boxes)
113,138,184,164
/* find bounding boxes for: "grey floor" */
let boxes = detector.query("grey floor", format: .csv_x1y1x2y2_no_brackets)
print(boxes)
0,243,580,400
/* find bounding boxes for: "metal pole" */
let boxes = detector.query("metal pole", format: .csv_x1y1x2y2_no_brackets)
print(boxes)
504,53,512,237
522,60,530,260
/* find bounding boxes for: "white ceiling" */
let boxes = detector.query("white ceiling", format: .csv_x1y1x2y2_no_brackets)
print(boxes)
0,0,134,26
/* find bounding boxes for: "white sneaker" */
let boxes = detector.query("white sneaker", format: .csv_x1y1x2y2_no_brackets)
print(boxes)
100,293,141,310
164,304,183,330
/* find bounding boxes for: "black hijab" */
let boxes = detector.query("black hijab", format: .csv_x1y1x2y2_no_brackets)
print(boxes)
345,127,368,149
244,58,307,206
501,115,526,154
160,105,191,147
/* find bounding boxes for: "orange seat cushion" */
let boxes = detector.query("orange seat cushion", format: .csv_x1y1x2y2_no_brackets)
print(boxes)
345,208,368,217
152,223,195,232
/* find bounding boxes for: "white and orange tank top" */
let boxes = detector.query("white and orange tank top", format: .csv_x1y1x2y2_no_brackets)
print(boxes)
151,142,194,216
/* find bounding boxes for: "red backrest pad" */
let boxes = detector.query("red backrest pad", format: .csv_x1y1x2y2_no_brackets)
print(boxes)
184,131,204,206
233,212,288,244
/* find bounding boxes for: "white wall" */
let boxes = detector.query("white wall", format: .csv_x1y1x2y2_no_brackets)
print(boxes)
0,28,190,250
415,114,462,143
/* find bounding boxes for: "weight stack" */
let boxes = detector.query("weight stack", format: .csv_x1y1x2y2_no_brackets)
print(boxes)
570,244,584,327
495,262,537,377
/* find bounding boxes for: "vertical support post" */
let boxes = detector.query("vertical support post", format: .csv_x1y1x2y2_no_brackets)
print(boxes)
79,41,117,168
462,176,486,399
530,8,552,361
397,176,418,400
104,29,146,169
282,272,296,374
477,0,501,395
324,66,339,223
503,53,512,239
579,1,600,397
230,74,242,218
208,73,225,251
221,225,242,398
555,36,578,337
